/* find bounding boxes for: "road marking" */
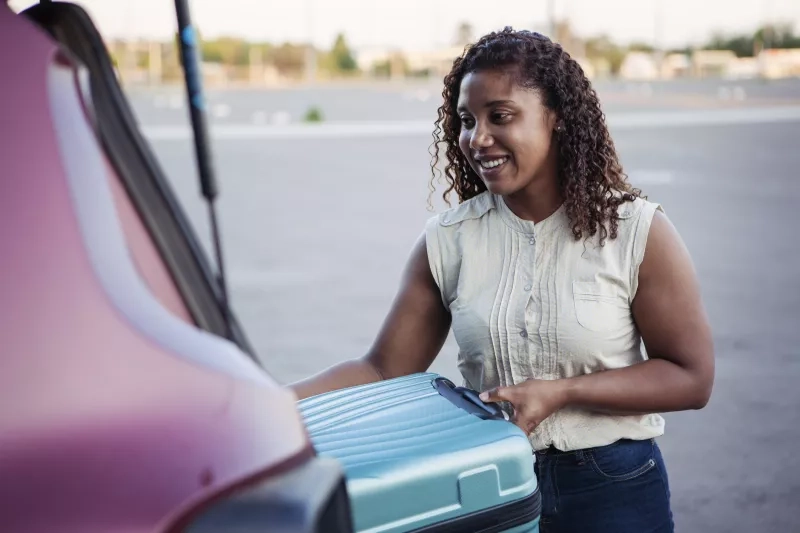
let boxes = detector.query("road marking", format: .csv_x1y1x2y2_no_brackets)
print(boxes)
251,110,268,124
142,105,800,141
609,105,800,129
403,89,432,102
211,103,231,118
717,86,748,102
272,110,292,126
168,95,183,109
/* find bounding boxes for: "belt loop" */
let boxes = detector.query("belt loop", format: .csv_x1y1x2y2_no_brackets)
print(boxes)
575,449,586,465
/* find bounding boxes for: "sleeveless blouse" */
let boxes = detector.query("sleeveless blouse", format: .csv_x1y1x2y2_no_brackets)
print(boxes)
425,191,665,451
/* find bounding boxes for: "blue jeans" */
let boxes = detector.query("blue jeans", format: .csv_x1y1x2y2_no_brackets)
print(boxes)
534,438,674,533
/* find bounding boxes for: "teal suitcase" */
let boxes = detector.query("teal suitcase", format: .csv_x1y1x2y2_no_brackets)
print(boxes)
298,372,541,533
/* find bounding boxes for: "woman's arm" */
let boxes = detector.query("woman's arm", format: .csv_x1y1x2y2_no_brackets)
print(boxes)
480,211,715,432
562,209,715,413
291,234,452,400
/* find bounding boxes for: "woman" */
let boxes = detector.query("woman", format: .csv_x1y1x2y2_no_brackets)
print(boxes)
293,27,714,532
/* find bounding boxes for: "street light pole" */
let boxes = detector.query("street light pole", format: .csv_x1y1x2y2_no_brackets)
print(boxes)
653,0,664,78
547,0,556,39
305,0,317,84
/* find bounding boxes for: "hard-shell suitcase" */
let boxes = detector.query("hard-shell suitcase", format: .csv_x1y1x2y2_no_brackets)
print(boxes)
298,372,541,533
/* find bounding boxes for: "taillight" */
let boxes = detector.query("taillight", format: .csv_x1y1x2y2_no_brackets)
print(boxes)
169,456,354,533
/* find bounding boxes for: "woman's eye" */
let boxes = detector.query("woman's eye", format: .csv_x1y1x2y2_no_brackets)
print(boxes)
460,117,474,128
492,112,511,122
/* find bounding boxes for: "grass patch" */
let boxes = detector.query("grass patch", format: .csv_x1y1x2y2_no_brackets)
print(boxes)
303,106,324,123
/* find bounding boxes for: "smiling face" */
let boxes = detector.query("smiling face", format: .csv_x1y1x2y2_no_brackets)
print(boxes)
456,67,559,198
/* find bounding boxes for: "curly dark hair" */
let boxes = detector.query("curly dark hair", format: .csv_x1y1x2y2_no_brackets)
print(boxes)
429,27,643,244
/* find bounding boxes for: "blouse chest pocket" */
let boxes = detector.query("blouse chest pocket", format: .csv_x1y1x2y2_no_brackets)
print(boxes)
572,281,631,332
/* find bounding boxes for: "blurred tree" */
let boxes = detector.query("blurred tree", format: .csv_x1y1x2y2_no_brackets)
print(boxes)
136,50,150,70
250,42,275,62
704,32,754,57
330,33,358,72
205,37,250,65
200,41,223,63
756,22,800,50
703,22,799,57
369,53,408,79
371,59,392,78
628,42,655,53
585,35,626,74
269,42,307,77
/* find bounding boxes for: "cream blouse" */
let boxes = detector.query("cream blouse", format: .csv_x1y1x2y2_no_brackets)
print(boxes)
425,191,665,451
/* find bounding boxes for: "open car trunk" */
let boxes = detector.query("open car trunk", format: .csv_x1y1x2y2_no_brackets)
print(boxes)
21,0,256,358
2,2,354,532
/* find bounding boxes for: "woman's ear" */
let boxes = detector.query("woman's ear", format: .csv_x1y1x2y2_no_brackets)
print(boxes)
544,108,563,134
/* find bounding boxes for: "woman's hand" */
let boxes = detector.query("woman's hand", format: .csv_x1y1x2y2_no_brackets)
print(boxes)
479,379,569,434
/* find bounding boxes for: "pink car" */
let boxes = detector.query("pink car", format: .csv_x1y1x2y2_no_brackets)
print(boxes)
0,1,354,531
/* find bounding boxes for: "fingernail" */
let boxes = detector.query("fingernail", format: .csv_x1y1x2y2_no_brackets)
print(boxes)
479,393,488,401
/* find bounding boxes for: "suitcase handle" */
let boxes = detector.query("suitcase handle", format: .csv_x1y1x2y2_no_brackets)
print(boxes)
433,377,510,421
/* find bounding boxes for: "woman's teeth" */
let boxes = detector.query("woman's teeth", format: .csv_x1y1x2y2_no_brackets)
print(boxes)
480,157,509,169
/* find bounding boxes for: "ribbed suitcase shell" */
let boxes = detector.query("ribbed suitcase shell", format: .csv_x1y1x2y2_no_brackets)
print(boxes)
298,373,540,533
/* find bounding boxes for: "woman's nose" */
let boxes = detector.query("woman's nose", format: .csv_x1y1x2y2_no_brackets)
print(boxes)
470,124,494,150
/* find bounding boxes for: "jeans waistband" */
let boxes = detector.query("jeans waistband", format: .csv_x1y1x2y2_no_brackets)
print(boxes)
535,438,654,456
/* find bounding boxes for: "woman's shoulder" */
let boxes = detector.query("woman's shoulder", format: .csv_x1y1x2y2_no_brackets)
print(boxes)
428,191,496,229
615,194,662,222
424,193,497,303
568,193,664,262
612,194,665,247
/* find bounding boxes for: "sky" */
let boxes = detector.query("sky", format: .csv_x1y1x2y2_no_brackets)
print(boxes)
9,0,800,51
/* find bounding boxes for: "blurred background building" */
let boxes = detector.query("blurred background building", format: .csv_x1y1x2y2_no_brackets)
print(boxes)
98,14,800,88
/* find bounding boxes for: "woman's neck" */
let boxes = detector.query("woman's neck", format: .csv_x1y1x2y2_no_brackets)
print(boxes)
503,176,563,223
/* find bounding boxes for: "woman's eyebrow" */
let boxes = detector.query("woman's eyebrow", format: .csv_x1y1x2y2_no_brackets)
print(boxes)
458,99,514,112
485,99,514,107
